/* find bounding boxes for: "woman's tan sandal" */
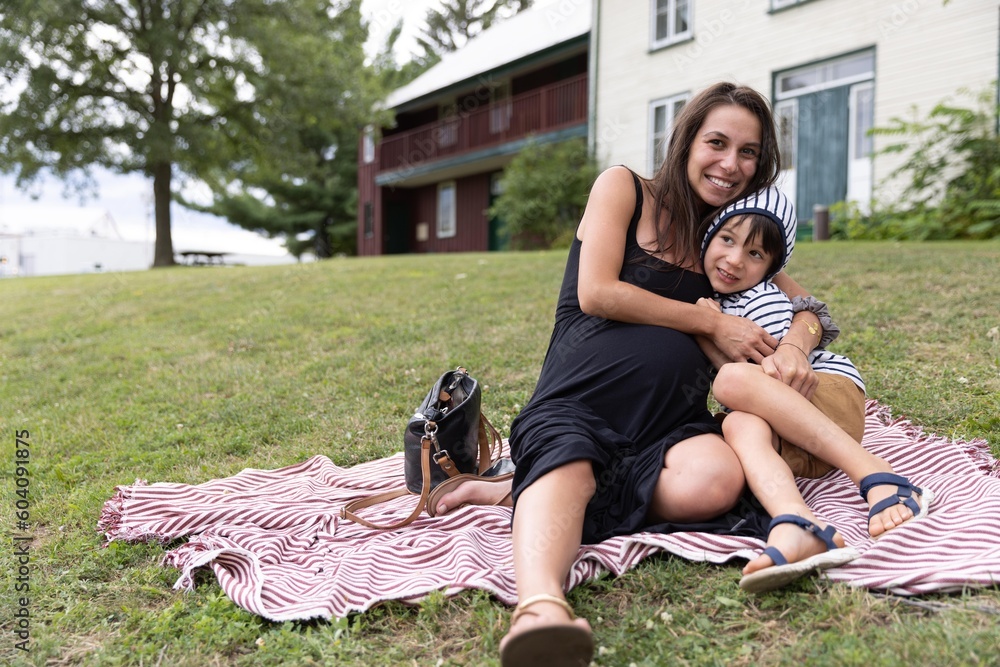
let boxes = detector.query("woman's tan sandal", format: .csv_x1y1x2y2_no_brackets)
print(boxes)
500,594,593,667
510,593,576,624
425,471,514,518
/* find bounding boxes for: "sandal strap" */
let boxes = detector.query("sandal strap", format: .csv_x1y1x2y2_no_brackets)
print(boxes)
859,472,923,501
868,493,921,519
760,546,789,567
767,513,840,551
511,593,576,625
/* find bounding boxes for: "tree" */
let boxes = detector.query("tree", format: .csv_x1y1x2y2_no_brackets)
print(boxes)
416,0,532,60
488,138,598,249
370,21,435,94
0,0,374,266
186,1,385,259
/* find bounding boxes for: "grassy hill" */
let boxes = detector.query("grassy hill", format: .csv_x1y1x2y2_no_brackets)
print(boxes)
1,241,998,666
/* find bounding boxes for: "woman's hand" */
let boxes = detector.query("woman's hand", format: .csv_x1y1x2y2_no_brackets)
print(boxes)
718,316,778,364
697,300,777,364
695,298,778,368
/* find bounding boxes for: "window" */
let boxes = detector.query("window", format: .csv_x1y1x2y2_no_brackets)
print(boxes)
437,182,456,238
775,52,875,100
362,126,375,164
649,93,688,174
775,100,798,168
489,81,512,134
850,82,875,160
363,202,374,238
650,0,691,49
438,102,459,147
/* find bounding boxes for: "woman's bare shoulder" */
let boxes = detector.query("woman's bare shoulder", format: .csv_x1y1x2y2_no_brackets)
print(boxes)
578,166,640,237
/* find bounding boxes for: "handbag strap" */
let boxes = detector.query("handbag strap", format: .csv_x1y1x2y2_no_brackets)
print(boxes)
478,413,502,474
340,411,503,530
339,432,435,530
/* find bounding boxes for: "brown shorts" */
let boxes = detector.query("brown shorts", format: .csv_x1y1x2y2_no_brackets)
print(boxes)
777,373,866,478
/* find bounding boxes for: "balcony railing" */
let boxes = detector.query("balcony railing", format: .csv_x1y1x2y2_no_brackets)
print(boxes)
378,73,588,175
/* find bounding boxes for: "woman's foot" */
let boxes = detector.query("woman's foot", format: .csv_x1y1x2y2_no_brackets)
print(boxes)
742,512,844,576
429,475,513,516
499,595,593,667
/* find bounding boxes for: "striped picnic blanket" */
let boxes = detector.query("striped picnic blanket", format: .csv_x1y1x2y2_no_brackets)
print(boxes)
98,401,1000,622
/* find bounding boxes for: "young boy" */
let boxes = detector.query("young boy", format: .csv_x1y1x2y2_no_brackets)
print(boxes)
700,187,933,592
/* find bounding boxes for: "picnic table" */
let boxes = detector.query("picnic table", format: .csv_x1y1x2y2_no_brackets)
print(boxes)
177,251,229,266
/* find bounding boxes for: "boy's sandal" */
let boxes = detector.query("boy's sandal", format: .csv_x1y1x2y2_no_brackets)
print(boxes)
739,514,859,594
500,593,594,667
859,472,935,537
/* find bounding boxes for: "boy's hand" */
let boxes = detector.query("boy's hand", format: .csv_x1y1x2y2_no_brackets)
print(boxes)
762,346,819,399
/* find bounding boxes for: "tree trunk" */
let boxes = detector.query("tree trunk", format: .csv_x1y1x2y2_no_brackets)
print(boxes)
151,161,175,267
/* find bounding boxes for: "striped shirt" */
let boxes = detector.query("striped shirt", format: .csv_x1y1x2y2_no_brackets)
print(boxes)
718,282,866,393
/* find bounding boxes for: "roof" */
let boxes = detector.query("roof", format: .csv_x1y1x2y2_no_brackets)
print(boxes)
386,0,592,110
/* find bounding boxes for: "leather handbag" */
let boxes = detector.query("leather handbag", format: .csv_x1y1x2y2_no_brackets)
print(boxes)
340,367,504,530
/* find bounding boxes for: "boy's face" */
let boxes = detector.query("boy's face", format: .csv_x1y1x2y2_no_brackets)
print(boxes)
703,216,774,294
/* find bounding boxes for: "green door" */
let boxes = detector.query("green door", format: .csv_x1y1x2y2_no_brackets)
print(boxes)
796,86,850,226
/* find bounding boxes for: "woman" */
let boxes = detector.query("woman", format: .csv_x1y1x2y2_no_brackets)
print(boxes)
440,82,824,667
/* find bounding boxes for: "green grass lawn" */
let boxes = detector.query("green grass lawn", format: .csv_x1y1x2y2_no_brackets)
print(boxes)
1,241,998,666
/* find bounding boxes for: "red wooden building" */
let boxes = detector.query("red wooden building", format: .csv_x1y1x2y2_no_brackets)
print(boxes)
357,2,591,255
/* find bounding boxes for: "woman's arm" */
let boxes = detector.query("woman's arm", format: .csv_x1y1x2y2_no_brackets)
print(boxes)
576,167,778,363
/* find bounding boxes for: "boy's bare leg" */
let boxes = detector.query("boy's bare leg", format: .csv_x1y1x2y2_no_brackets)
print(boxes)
714,363,920,537
722,411,844,573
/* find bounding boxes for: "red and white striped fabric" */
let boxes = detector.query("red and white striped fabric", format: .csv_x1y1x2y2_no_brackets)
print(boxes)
98,401,1000,621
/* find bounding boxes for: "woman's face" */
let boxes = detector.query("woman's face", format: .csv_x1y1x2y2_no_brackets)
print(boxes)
686,104,762,208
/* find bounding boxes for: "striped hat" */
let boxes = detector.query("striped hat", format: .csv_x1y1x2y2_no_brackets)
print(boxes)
700,187,797,280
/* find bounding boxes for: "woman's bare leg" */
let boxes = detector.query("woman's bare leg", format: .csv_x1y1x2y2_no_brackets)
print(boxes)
647,433,746,523
500,460,595,654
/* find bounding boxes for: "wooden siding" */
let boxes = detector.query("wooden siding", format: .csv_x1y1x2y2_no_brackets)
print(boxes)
378,74,588,177
374,173,492,255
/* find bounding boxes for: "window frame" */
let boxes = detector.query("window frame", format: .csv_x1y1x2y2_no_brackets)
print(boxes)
649,0,692,50
436,181,457,239
362,126,375,164
648,92,689,175
363,201,374,239
774,99,798,171
774,51,875,101
848,81,875,161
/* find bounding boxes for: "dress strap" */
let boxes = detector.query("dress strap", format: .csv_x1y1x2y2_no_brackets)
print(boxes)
622,166,644,251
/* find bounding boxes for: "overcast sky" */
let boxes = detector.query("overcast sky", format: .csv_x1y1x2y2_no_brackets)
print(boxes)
0,0,440,257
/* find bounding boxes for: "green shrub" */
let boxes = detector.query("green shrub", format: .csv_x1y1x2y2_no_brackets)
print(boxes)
488,137,599,249
831,85,1000,240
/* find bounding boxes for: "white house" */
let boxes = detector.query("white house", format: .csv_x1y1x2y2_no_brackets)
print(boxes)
591,0,998,225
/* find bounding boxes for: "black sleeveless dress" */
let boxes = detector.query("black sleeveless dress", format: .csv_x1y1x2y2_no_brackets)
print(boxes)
508,170,769,544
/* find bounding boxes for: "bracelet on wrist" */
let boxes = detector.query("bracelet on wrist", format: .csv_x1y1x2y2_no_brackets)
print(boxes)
777,341,809,358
